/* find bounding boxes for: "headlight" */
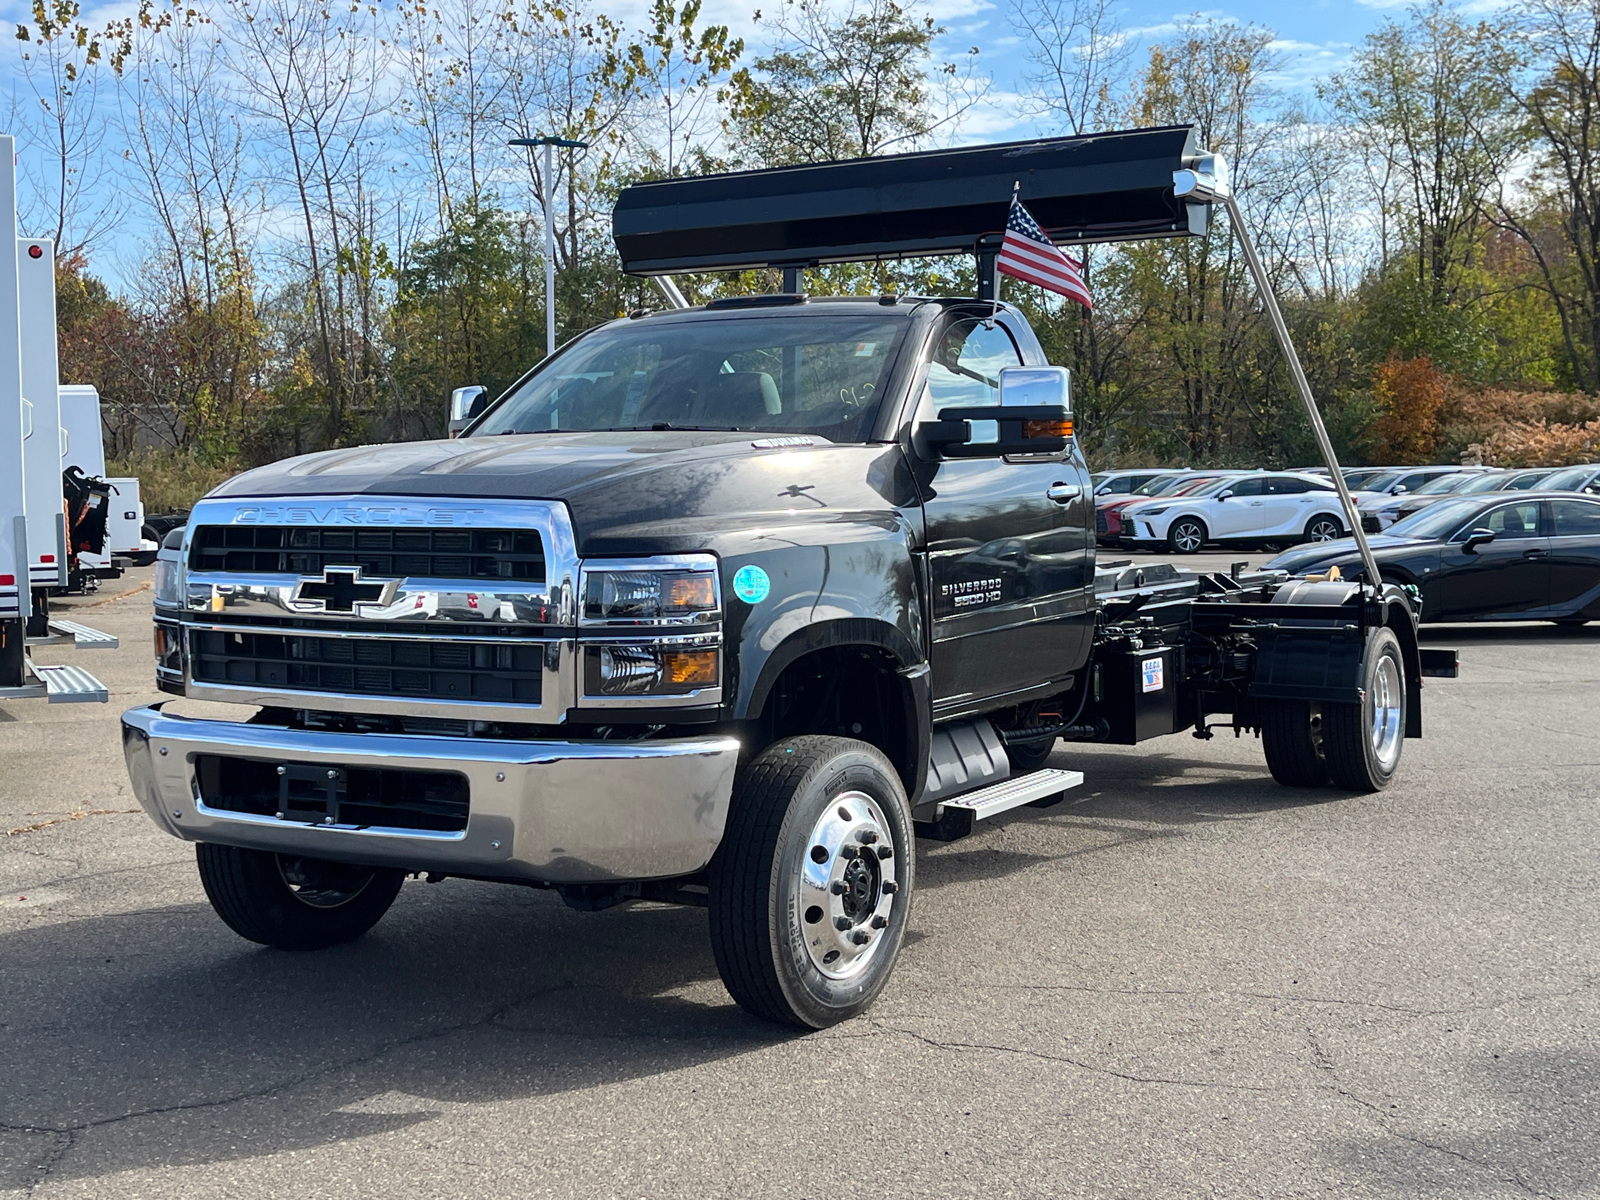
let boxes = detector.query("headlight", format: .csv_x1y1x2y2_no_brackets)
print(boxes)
584,638,721,697
153,552,185,607
581,555,720,625
577,554,723,707
1140,506,1169,516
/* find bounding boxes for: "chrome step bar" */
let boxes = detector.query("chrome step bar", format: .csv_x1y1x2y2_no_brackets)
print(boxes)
27,661,109,703
938,767,1084,821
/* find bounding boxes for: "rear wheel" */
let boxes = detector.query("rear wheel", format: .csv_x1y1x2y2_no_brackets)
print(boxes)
1304,514,1343,544
1261,700,1328,786
195,844,404,950
1322,627,1406,792
708,737,913,1028
1168,518,1207,554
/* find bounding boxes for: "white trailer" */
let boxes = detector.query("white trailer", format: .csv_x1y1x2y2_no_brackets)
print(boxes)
19,236,64,591
0,135,111,701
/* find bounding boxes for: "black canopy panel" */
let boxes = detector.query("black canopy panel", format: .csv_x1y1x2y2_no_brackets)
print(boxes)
612,124,1207,275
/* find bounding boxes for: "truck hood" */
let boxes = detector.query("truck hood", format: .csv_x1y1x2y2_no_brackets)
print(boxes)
207,432,920,554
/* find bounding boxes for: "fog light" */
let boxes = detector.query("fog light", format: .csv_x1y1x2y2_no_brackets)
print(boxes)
597,645,663,694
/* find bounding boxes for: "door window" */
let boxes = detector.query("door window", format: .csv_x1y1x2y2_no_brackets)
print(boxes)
1468,502,1542,539
1222,477,1266,497
918,319,1023,419
1551,499,1600,536
1266,476,1309,494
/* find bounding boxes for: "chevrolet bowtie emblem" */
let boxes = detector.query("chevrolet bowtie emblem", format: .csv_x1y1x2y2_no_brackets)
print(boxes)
292,567,396,613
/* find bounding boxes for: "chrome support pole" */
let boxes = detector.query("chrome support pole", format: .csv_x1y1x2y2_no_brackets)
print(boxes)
1223,194,1383,590
652,275,690,309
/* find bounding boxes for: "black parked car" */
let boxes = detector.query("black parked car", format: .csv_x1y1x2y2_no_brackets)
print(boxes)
1266,491,1600,624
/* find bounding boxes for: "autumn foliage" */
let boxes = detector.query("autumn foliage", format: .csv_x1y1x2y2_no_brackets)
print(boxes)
1371,357,1448,464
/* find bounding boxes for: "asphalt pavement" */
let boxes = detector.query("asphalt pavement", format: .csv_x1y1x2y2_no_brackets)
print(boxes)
2,560,1597,1198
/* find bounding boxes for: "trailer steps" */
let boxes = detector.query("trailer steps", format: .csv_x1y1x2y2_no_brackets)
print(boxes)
27,661,109,703
45,618,119,650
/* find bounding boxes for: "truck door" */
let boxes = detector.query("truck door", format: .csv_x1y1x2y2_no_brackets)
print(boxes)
911,314,1093,712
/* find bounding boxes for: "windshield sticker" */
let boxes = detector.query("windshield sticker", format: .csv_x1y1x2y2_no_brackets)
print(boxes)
732,564,771,604
854,342,877,356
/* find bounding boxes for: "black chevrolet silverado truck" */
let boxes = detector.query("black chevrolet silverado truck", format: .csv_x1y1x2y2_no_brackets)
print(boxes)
122,126,1452,1027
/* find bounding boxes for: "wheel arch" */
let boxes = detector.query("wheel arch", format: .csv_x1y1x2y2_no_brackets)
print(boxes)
740,623,931,800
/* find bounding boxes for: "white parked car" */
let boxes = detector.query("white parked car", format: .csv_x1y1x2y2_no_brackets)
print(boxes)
1120,472,1354,554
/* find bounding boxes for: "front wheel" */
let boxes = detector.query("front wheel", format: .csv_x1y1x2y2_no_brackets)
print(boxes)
1304,514,1343,544
195,844,404,950
708,736,913,1028
1322,627,1406,791
1167,518,1206,554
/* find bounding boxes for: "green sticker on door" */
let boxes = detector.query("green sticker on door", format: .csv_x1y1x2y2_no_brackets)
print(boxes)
732,565,770,603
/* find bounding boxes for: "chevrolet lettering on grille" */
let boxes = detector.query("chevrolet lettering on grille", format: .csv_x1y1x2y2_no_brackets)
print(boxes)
291,567,398,614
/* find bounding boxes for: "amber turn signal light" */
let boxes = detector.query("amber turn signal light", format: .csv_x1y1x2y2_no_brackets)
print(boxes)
1023,418,1073,439
662,649,719,686
665,574,717,610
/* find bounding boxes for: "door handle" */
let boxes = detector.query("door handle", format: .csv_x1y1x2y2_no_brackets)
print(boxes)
1046,484,1081,504
1522,548,1549,559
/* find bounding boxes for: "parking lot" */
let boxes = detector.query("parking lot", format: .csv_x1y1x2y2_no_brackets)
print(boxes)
3,556,1598,1199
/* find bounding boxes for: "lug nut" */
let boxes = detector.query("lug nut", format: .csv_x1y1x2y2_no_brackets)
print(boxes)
830,880,847,895
876,845,893,860
871,915,888,929
858,830,878,845
834,916,851,931
840,844,860,860
881,880,898,895
850,930,871,945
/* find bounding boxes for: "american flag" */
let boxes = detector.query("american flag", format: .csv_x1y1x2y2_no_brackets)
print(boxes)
997,194,1092,309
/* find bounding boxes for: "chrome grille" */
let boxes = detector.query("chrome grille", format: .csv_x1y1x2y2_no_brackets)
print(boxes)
189,525,545,583
189,628,545,704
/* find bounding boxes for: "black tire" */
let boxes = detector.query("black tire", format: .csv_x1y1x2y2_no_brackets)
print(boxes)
1322,627,1406,792
1303,514,1344,544
195,844,404,950
1005,738,1055,774
708,736,913,1028
1168,517,1207,554
1261,700,1329,787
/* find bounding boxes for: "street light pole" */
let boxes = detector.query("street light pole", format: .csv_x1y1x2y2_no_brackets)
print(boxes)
510,136,590,358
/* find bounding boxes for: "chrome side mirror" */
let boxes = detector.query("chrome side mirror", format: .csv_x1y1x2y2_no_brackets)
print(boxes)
1461,527,1496,553
449,385,488,437
1217,490,1234,501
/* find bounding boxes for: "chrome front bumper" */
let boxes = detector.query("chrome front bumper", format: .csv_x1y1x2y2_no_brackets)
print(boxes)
121,705,740,883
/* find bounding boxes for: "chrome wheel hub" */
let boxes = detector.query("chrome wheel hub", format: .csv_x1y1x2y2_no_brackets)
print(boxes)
796,790,897,980
1311,520,1339,542
1370,655,1403,770
1174,523,1202,552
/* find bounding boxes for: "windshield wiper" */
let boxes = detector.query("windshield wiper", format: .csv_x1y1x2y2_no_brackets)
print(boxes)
609,423,745,432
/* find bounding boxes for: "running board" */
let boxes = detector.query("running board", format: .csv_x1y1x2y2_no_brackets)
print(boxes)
939,768,1084,820
27,662,109,703
47,619,119,650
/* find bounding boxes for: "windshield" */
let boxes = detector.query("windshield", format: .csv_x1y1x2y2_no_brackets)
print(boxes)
1385,497,1482,540
1135,474,1193,497
1457,473,1513,494
1358,469,1405,493
470,311,913,439
1544,464,1598,490
1342,468,1384,489
1411,473,1479,496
